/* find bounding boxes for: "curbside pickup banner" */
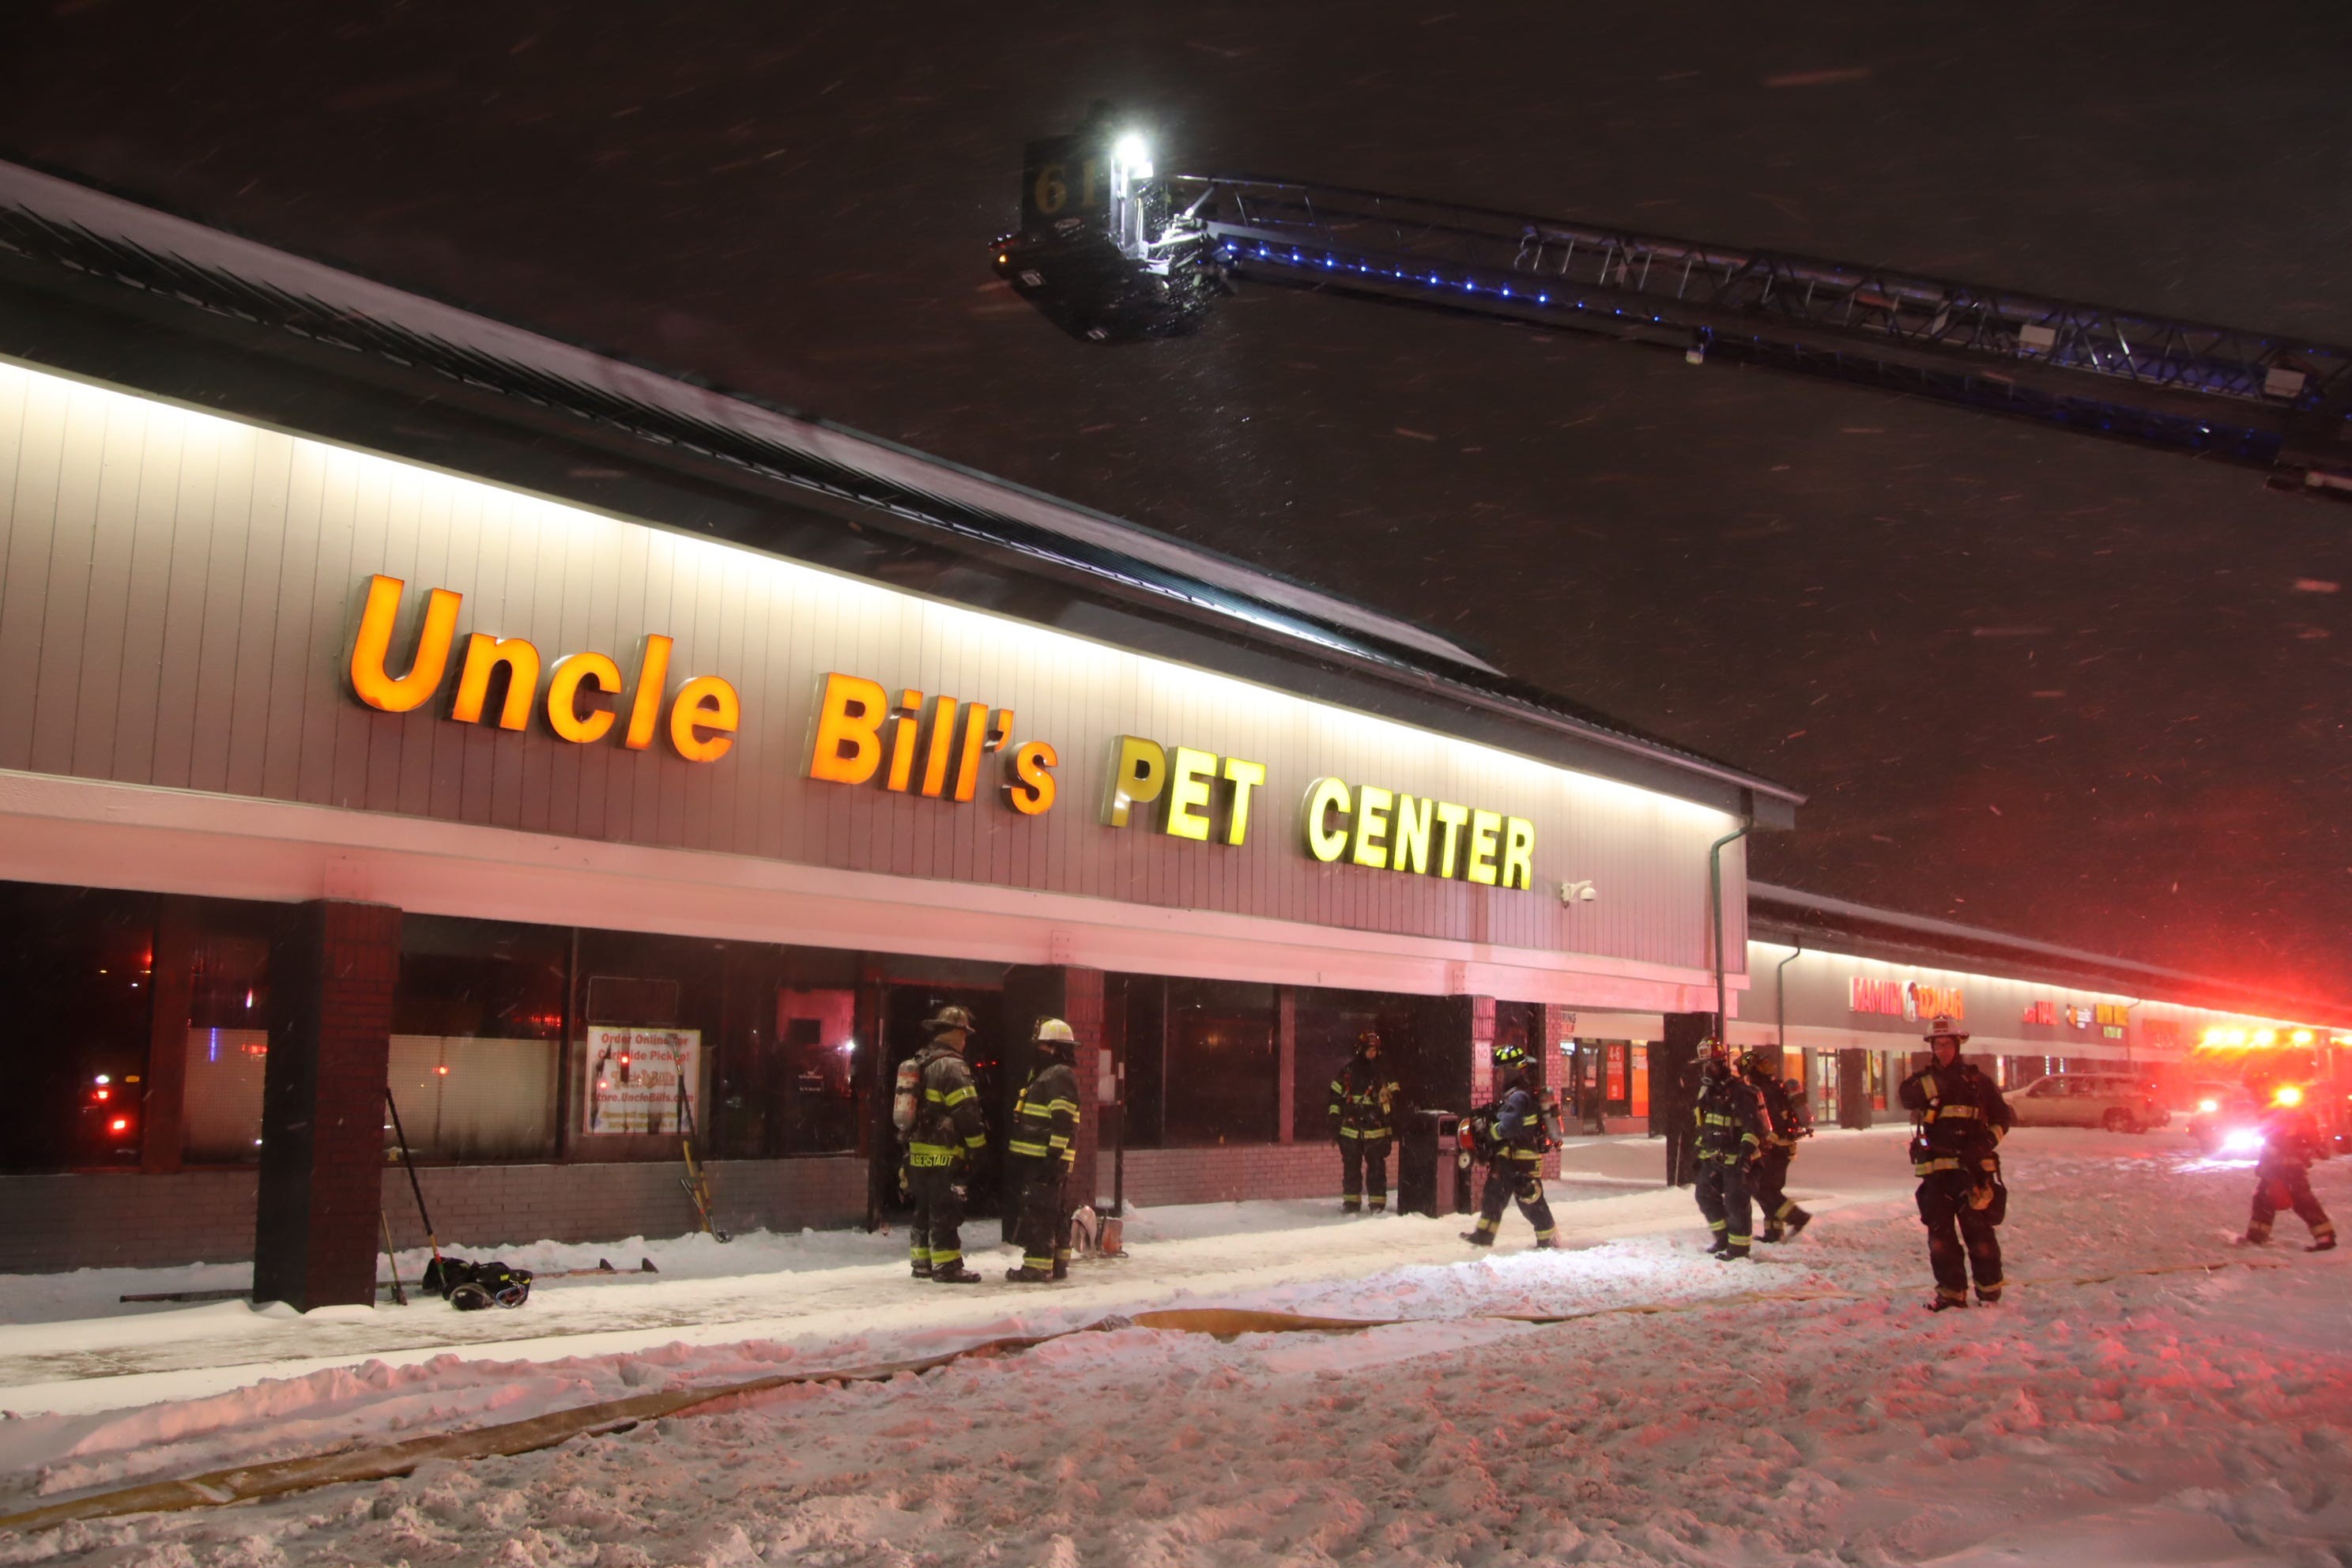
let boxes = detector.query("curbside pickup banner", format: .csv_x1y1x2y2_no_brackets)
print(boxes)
582,1027,701,1137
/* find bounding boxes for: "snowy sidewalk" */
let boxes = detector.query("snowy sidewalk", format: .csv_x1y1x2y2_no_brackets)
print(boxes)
0,1129,1908,1421
6,1127,2349,1564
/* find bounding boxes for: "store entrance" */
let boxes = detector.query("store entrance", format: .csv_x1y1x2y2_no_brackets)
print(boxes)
873,983,1011,1231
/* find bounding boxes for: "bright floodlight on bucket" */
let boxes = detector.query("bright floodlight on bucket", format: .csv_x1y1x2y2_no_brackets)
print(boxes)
1113,132,1153,179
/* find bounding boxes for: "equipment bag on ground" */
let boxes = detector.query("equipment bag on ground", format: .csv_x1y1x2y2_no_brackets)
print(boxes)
421,1256,533,1310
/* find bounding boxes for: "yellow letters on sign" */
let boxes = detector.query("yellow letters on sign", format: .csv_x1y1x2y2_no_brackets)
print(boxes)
1502,817,1536,891
1466,809,1502,887
1166,747,1219,842
1107,736,1167,827
808,673,888,784
1220,757,1266,846
669,675,741,762
1351,785,1393,869
349,575,461,713
1392,795,1433,876
450,634,542,731
547,654,624,744
1432,801,1470,878
1300,777,1536,894
1004,741,1059,815
1303,777,1352,863
805,669,1056,816
349,572,734,763
624,635,673,752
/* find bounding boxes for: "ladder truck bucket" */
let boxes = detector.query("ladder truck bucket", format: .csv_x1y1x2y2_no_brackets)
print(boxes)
990,118,1227,343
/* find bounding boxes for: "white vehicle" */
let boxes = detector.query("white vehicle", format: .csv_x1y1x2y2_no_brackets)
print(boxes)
2007,1073,2170,1134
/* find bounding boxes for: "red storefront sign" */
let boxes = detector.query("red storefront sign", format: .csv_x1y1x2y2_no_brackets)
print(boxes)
1849,977,1966,1022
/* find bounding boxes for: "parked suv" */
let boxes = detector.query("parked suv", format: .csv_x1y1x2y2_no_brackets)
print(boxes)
2008,1073,2171,1133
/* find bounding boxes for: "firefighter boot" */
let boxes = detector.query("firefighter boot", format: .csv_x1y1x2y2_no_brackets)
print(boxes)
1004,1265,1052,1283
1782,1211,1812,1242
1461,1230,1494,1247
932,1262,982,1284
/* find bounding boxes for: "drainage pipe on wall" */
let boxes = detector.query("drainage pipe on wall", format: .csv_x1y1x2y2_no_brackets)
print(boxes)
1775,933,1804,1049
1707,823,1751,1042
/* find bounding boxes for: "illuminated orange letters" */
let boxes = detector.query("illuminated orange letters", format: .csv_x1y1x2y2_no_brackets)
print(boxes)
350,574,461,713
808,673,888,784
348,575,736,762
809,671,1039,809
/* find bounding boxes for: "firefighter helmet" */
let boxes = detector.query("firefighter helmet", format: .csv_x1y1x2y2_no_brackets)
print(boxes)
1492,1042,1531,1071
1356,1030,1383,1054
924,1004,978,1035
1923,1014,1969,1045
1032,1016,1077,1050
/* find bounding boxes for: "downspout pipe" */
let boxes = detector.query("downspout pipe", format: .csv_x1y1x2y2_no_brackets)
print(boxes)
1776,933,1804,1050
1707,822,1752,1042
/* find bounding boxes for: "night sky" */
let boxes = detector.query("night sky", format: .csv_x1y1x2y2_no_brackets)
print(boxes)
6,4,2350,1000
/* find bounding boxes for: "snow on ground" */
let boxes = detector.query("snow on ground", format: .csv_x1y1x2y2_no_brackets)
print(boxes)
2,1125,2348,1566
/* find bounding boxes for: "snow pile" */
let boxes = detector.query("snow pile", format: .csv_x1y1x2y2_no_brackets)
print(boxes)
0,1127,2346,1564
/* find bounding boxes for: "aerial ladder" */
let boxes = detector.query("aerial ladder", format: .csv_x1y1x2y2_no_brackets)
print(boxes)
992,118,2352,499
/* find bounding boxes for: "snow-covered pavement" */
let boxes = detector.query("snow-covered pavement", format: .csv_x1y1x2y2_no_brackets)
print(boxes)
2,1125,2349,1565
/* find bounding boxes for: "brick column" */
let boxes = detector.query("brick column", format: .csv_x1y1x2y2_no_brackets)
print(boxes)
1276,987,1298,1143
1534,1003,1577,1174
254,900,400,1311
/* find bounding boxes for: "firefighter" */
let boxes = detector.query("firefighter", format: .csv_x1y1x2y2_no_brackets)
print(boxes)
1461,1042,1560,1249
1741,1052,1813,1243
1328,1030,1401,1214
905,1004,989,1283
1694,1042,1769,1260
1006,1017,1084,1282
2241,1080,2337,1251
1897,1014,2015,1310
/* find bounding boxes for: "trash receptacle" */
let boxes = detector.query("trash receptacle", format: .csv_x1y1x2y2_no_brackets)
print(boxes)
1398,1109,1468,1217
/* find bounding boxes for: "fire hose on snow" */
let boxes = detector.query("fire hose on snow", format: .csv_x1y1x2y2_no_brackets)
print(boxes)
0,1257,2292,1537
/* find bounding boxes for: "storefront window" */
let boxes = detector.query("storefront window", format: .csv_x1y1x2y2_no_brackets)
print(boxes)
1602,1042,1633,1114
1121,976,1279,1148
392,915,566,1161
714,943,863,1159
1292,989,1414,1140
575,929,868,1162
1562,1041,1608,1128
0,880,156,1171
180,899,277,1163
